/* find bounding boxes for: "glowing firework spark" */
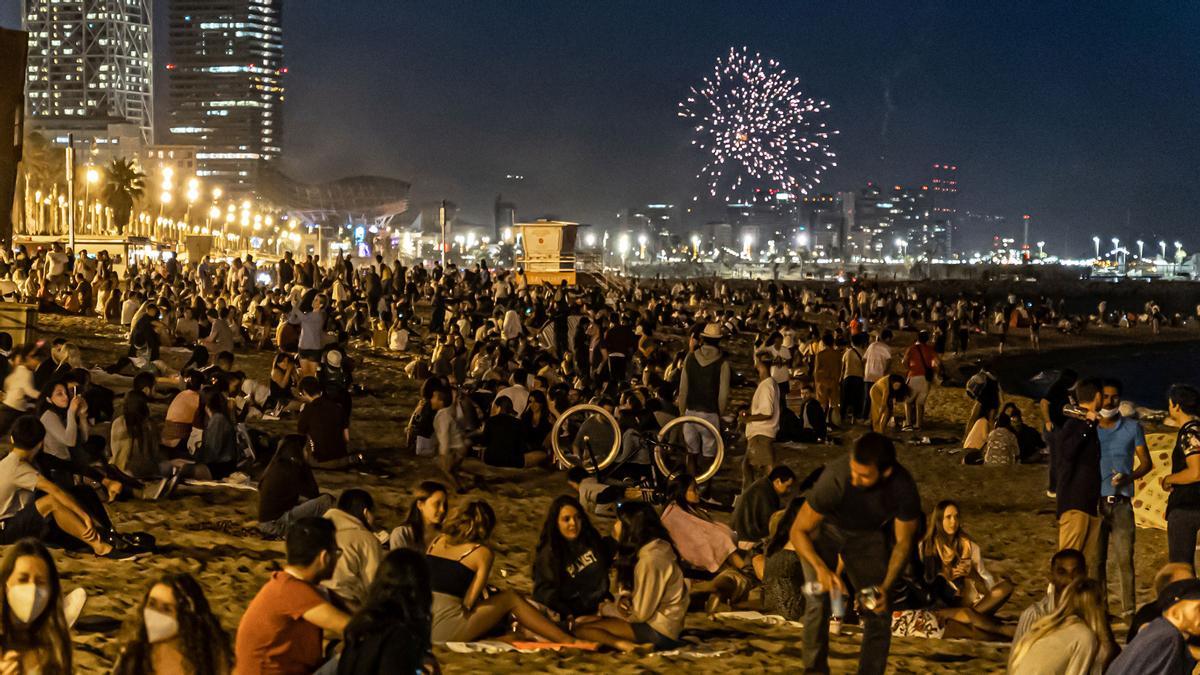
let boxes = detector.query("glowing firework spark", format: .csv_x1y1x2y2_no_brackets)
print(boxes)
679,46,838,201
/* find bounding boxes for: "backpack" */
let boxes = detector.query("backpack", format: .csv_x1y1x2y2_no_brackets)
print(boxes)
965,371,993,401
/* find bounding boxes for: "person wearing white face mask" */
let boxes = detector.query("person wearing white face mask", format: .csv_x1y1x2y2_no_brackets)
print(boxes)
112,572,232,675
0,539,72,674
1095,378,1152,619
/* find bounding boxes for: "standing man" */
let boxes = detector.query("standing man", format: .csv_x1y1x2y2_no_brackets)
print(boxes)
840,332,867,425
812,333,842,426
1056,378,1103,579
901,330,938,431
1096,378,1151,618
676,323,731,478
789,433,922,674
741,353,780,491
863,329,893,418
1040,369,1078,498
1161,384,1200,569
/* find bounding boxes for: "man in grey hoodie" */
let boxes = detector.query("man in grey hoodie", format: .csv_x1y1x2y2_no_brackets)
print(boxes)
676,323,731,478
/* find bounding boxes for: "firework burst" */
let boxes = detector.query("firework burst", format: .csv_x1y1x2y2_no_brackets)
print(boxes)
679,46,838,201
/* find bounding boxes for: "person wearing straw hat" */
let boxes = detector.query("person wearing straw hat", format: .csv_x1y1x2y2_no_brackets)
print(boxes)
676,323,730,479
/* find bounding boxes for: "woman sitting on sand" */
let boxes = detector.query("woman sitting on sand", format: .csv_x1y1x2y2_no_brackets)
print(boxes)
920,500,1013,615
390,481,448,551
753,497,807,621
1008,578,1116,674
425,500,581,645
339,548,437,674
256,435,334,538
659,474,750,613
112,573,232,675
195,388,239,480
574,501,688,652
160,372,204,453
533,495,615,622
0,539,73,674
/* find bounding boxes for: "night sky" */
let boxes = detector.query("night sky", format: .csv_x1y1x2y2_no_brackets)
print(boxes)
4,1,1199,252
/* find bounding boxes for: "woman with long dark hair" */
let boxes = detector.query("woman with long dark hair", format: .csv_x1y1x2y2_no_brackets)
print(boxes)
338,549,435,675
112,573,232,675
660,473,749,613
920,500,1013,616
257,434,333,538
389,481,448,552
0,539,72,674
532,495,614,621
196,388,238,480
574,501,687,652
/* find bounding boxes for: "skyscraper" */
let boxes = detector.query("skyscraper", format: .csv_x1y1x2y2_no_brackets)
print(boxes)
23,0,154,143
167,0,284,192
930,163,959,253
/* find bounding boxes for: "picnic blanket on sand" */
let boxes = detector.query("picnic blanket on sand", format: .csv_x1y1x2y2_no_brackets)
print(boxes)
1133,432,1176,531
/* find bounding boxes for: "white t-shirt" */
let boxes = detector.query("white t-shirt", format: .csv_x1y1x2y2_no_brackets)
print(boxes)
745,377,780,440
765,345,791,383
389,328,410,352
0,453,39,520
495,384,530,415
864,342,892,382
120,299,141,326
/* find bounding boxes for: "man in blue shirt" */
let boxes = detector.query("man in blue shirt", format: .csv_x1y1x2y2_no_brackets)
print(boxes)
1097,378,1152,618
1108,578,1200,675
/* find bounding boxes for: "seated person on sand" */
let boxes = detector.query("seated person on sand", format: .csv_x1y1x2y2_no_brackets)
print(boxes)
566,467,645,520
660,474,750,613
574,502,688,652
425,500,580,645
235,518,350,674
732,465,796,547
1013,548,1087,644
1002,403,1048,463
476,395,547,469
36,380,132,501
0,417,133,558
160,372,204,454
112,572,233,675
919,500,1013,616
754,498,807,621
337,549,437,675
0,539,76,673
110,391,178,500
1008,578,1116,674
256,434,334,538
1127,562,1194,642
792,381,828,443
322,489,384,613
194,388,239,481
533,495,616,624
297,376,351,470
390,480,449,552
963,412,1020,465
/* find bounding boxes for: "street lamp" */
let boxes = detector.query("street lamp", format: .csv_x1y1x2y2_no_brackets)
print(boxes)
1136,240,1144,259
1160,240,1168,259
84,167,99,232
1036,241,1045,258
1092,235,1101,259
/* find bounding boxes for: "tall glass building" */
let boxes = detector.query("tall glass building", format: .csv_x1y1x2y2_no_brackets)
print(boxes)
23,0,155,144
167,0,283,192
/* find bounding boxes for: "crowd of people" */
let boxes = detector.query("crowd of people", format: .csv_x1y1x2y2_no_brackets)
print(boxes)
0,243,1194,673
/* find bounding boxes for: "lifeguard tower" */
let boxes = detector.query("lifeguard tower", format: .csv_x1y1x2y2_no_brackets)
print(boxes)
513,220,578,285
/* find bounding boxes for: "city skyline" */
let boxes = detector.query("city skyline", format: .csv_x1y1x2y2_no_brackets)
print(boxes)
5,1,1197,252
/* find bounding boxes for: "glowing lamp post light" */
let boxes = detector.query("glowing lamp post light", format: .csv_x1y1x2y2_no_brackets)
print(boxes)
691,234,701,257
1136,240,1144,259
1159,240,1168,260
1092,236,1101,259
742,232,755,258
1036,241,1045,258
637,233,648,259
84,167,99,232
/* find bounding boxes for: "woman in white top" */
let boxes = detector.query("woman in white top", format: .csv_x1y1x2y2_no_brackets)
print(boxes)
1009,578,1117,675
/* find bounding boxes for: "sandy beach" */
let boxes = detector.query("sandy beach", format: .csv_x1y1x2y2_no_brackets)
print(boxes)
28,312,1184,673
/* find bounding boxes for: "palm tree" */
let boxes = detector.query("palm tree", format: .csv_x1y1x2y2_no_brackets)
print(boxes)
102,158,145,235
20,132,64,194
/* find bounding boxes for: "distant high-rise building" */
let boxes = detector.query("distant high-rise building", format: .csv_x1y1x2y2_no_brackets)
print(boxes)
167,0,284,192
23,0,154,144
930,163,959,253
494,195,516,239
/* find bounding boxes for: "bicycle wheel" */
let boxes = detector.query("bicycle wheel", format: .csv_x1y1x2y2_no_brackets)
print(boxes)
550,404,622,471
655,415,725,483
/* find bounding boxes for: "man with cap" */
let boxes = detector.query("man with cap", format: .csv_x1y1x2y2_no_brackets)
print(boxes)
676,323,731,478
1108,578,1200,674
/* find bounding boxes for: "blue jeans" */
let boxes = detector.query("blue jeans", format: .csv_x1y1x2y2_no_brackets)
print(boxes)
1097,497,1135,615
258,493,334,538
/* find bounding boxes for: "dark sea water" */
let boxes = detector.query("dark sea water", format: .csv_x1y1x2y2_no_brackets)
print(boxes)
987,340,1200,409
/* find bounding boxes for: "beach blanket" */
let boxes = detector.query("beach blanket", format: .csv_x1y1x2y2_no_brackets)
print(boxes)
443,641,597,653
714,610,804,629
1132,432,1175,530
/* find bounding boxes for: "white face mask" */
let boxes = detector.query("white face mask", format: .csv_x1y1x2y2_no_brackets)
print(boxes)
1099,407,1121,419
7,583,50,624
143,607,179,643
